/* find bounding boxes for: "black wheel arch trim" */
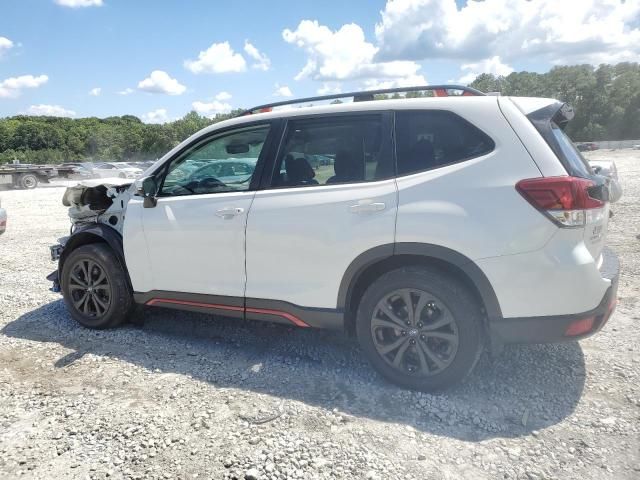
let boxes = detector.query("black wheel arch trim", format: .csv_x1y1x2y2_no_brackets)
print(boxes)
59,224,132,290
337,242,503,320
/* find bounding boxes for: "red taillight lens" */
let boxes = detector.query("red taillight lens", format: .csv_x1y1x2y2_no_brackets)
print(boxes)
516,177,603,210
564,316,595,336
516,176,605,227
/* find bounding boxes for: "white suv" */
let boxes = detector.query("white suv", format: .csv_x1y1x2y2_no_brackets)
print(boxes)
49,86,619,391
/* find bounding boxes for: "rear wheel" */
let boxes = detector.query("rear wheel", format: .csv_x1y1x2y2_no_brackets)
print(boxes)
18,174,38,189
356,267,484,391
61,243,133,329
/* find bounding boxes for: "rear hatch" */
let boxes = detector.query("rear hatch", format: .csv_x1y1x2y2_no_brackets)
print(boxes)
526,102,610,260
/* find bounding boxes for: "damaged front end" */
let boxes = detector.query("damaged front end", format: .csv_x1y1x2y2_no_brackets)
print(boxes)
48,177,135,293
62,177,134,232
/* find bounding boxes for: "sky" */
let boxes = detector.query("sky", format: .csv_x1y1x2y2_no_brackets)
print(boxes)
0,0,639,122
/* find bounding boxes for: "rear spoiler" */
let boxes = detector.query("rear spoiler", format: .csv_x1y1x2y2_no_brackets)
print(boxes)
527,101,574,130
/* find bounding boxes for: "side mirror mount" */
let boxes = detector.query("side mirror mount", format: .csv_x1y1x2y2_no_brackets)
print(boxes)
137,176,158,208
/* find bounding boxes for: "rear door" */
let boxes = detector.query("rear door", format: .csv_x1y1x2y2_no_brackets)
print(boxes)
244,112,397,313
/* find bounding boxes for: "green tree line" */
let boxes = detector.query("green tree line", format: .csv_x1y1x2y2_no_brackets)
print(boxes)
1,62,639,165
0,110,242,165
469,62,640,141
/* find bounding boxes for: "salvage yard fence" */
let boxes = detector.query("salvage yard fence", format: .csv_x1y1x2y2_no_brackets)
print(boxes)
587,139,640,149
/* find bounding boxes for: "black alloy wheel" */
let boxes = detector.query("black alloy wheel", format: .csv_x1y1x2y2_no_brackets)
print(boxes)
370,288,459,376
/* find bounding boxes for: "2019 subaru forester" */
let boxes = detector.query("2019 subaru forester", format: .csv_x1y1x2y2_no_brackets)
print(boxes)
49,86,619,391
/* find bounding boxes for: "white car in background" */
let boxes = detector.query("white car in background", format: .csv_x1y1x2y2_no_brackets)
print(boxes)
91,162,142,179
90,162,126,178
111,162,143,179
0,197,6,235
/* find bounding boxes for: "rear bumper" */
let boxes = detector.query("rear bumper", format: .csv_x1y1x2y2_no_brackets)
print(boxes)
489,247,619,344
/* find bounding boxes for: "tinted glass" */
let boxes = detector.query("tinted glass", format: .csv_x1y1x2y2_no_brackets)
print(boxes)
551,122,592,177
395,111,495,176
159,125,269,196
271,115,390,188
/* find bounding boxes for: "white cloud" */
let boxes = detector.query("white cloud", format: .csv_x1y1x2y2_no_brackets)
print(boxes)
25,104,76,117
192,100,233,118
317,83,342,95
0,37,14,58
215,91,232,101
137,70,186,95
282,20,424,85
273,84,293,97
0,74,48,98
184,41,247,74
54,0,103,7
362,74,428,91
117,88,134,95
89,87,101,96
142,108,169,124
244,41,271,71
457,56,514,84
374,0,640,65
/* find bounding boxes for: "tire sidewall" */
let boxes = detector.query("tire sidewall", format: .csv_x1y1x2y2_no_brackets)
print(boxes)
61,244,132,329
20,174,38,189
356,268,483,391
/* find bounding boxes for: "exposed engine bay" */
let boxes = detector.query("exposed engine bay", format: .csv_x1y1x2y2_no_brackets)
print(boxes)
62,178,134,234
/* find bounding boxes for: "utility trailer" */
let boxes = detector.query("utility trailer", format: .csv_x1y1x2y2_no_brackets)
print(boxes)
0,164,58,189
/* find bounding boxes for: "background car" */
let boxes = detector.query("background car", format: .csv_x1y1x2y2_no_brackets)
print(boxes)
589,159,623,203
89,162,141,179
108,162,144,179
576,142,599,151
57,163,94,179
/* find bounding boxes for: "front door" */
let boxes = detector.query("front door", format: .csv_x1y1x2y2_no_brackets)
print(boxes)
124,123,274,301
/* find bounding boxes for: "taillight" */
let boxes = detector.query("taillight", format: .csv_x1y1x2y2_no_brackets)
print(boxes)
516,176,605,227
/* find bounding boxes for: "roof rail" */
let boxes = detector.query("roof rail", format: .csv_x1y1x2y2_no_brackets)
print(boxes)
241,84,485,115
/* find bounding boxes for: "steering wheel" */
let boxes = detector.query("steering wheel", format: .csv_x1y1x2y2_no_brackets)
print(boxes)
198,176,226,190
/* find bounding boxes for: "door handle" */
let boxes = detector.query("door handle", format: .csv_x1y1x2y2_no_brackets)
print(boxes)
349,200,386,214
215,207,245,218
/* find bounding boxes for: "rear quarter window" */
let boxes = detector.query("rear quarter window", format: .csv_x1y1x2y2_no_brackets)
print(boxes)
395,110,495,176
550,122,593,177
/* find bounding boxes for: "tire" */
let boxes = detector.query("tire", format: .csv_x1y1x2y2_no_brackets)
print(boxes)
356,267,484,391
19,174,38,189
61,243,133,329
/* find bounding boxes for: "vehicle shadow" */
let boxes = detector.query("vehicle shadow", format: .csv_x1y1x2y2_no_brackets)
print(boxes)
2,300,587,441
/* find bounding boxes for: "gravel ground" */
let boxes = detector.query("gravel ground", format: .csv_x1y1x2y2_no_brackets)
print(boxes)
0,152,638,480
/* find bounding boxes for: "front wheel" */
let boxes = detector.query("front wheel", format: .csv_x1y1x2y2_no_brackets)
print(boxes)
356,267,484,391
61,243,133,329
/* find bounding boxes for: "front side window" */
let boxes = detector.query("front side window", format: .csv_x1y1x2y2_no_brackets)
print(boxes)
270,115,390,188
395,110,495,176
159,124,269,196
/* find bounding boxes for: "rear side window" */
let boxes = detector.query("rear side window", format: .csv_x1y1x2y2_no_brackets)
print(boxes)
270,115,392,188
395,110,495,176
